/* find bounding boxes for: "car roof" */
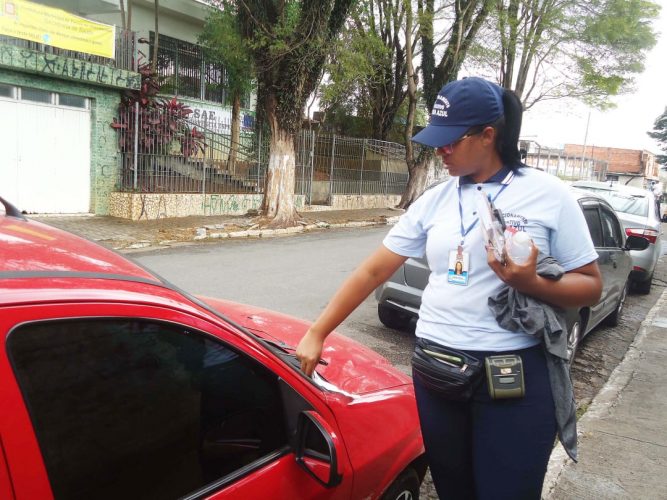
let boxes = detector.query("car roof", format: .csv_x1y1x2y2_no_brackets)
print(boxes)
572,180,652,197
0,213,158,280
570,186,611,203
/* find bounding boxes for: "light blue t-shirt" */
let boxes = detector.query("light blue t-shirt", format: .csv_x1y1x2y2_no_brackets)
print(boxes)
383,167,598,351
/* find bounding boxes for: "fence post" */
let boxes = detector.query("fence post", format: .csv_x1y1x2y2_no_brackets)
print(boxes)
329,135,336,205
202,161,207,196
309,129,315,205
133,101,139,190
257,128,262,192
132,31,138,72
359,139,366,195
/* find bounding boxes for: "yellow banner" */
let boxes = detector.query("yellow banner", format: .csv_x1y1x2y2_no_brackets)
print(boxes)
0,0,115,59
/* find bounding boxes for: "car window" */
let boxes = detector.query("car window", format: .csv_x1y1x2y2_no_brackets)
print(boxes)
7,319,288,500
582,206,604,247
600,207,623,248
577,187,648,217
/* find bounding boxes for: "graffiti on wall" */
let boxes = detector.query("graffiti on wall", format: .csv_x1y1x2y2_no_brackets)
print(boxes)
0,44,140,89
202,194,261,215
202,194,305,215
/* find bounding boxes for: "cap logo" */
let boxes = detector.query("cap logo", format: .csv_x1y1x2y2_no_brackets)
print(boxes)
432,95,450,117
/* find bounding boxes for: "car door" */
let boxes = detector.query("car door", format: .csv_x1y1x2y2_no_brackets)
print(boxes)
599,204,631,307
579,200,611,327
0,302,352,500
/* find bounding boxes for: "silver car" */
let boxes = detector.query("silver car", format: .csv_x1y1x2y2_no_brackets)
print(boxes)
375,188,649,361
571,180,662,294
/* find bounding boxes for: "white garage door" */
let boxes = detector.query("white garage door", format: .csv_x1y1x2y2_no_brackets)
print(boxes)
0,85,91,213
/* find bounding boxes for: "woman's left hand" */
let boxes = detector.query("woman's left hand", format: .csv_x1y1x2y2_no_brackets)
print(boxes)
487,242,539,293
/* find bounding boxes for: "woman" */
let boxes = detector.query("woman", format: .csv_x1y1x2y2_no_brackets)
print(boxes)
296,77,601,499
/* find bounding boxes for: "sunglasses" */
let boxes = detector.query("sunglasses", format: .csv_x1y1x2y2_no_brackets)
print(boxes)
438,130,483,154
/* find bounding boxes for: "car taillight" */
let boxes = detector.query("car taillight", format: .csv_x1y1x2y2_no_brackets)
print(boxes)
625,227,658,244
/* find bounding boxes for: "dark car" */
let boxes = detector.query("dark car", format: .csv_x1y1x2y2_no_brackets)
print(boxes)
375,188,648,362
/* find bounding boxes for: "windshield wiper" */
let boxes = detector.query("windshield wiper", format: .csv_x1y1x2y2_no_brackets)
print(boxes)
256,337,328,366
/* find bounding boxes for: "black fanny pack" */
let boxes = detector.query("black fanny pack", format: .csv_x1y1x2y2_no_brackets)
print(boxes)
412,338,484,401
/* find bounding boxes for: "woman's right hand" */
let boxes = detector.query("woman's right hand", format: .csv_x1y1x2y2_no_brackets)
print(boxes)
296,329,324,377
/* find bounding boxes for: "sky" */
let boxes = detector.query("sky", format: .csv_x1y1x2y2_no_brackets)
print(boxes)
521,0,667,153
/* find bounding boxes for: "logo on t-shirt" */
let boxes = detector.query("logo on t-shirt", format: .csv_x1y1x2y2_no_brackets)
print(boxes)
503,212,528,232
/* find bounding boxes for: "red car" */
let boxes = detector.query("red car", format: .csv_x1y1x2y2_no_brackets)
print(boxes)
0,198,425,500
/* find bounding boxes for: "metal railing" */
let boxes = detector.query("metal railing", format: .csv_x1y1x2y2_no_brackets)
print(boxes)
115,106,262,194
0,29,138,71
524,151,608,182
114,109,409,202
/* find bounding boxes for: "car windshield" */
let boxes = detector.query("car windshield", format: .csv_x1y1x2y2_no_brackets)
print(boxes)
577,187,649,217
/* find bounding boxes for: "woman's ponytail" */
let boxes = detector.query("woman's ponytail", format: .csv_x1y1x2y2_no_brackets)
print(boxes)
497,89,524,169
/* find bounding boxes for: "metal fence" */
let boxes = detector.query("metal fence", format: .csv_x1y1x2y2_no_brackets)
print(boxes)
115,106,262,195
524,151,608,181
0,29,137,71
114,109,409,203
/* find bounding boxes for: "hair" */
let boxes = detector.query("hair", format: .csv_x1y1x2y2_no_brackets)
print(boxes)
495,89,524,169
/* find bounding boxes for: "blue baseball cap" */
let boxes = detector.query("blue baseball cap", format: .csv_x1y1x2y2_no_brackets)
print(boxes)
412,77,504,148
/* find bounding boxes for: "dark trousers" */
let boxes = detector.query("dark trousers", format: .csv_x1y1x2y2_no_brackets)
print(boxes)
413,344,557,500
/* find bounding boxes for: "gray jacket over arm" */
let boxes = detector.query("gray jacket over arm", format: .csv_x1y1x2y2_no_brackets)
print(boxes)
488,254,578,461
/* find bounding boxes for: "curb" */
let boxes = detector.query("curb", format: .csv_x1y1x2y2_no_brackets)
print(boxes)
190,216,402,243
114,215,402,252
541,286,667,498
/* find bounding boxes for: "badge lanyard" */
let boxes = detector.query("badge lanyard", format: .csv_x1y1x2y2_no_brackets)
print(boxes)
456,183,508,256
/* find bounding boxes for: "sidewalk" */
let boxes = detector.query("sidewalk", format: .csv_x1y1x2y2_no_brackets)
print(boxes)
543,288,667,499
31,207,404,251
30,208,667,498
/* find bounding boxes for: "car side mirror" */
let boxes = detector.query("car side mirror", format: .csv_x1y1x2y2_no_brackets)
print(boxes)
295,411,342,488
625,235,650,251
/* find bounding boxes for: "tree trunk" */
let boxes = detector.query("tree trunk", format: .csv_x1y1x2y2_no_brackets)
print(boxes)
398,153,441,209
260,100,299,228
228,90,241,166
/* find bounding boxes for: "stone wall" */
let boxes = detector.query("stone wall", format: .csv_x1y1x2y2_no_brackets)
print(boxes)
330,194,402,210
108,192,401,219
109,192,305,220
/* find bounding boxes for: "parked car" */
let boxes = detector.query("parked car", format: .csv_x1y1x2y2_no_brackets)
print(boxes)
0,197,425,500
375,188,648,362
571,180,662,294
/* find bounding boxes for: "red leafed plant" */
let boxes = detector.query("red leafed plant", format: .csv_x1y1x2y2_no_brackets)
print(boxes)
111,64,206,157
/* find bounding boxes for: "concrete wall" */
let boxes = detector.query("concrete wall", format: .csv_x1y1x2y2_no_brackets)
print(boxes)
109,193,305,220
108,192,401,219
90,1,209,44
330,194,402,210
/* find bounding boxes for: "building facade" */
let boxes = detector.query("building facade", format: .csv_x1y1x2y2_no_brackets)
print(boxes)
563,144,659,188
0,0,251,215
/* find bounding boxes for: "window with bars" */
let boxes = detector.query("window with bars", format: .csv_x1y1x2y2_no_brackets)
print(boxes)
150,32,226,104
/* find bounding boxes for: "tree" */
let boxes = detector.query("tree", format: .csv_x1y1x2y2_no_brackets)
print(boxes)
228,0,354,227
398,0,494,208
199,9,255,165
648,107,667,166
320,0,410,141
468,0,659,109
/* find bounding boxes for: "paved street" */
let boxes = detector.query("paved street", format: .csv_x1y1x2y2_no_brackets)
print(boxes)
135,226,416,373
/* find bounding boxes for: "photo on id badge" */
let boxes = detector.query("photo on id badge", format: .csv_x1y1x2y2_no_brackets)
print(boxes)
448,250,470,286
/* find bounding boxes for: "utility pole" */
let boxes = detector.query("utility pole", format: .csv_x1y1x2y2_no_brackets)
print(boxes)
581,110,591,175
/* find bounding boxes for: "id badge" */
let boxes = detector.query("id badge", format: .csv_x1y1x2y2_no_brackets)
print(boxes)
448,249,470,286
